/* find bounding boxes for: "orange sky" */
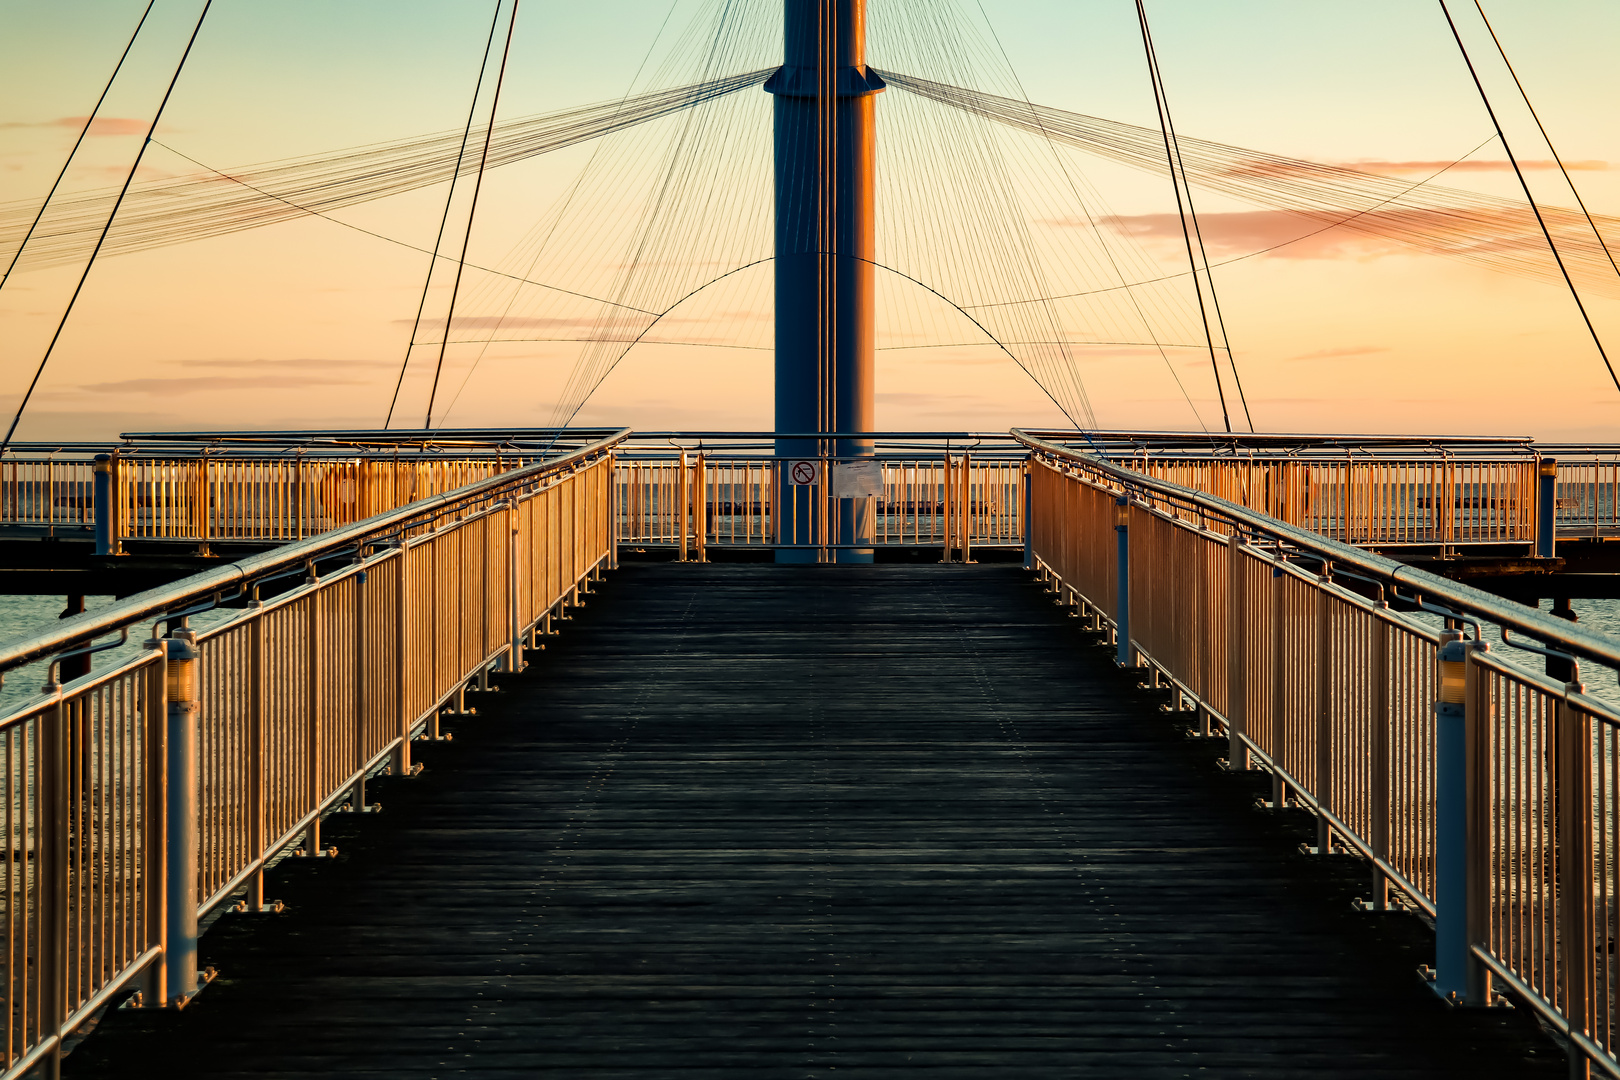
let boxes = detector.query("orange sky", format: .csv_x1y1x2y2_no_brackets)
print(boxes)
2,0,1618,442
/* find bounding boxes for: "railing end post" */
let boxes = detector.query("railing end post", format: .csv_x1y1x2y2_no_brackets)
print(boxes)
162,628,201,1007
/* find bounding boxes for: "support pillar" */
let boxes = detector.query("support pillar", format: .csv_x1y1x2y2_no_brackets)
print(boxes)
163,628,200,1004
768,0,883,563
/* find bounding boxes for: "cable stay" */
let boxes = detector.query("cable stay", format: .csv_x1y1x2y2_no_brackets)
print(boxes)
0,1,155,296
1436,0,1618,394
386,0,507,430
0,1,214,457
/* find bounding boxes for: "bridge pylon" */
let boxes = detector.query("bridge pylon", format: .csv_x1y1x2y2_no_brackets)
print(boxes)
767,0,884,563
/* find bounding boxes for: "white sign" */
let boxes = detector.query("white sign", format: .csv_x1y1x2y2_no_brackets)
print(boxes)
788,460,821,486
832,459,884,498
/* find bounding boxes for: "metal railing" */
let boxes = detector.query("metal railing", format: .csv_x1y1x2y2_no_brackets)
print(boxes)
8,431,1620,554
0,430,621,548
0,453,95,532
1023,431,1552,549
1015,428,1620,1076
0,428,627,1079
1540,449,1620,539
613,434,1026,556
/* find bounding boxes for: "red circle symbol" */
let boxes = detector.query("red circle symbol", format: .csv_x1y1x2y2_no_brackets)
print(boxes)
790,461,818,485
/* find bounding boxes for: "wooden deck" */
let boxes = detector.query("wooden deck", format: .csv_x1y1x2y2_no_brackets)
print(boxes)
66,563,1562,1078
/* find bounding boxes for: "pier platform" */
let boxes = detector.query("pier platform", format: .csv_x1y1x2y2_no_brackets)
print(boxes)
64,564,1560,1077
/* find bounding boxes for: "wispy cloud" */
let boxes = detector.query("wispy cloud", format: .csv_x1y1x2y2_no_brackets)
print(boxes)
1288,345,1392,361
175,357,391,370
1091,210,1409,260
81,374,370,395
1336,158,1609,173
0,116,151,136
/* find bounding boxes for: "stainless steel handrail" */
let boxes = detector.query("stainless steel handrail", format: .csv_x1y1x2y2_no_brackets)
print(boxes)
1013,428,1620,672
0,428,630,675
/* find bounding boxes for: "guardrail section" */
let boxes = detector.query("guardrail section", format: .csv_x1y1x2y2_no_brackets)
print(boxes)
614,439,1025,554
0,432,622,1079
1018,429,1620,1077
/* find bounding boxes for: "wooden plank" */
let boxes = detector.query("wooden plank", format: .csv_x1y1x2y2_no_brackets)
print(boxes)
65,564,1562,1078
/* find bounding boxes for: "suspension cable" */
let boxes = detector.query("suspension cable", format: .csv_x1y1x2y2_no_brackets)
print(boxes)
385,0,505,429
0,1,155,296
1436,0,1619,394
1139,12,1254,432
0,1,213,457
1135,0,1232,433
1471,0,1620,286
427,0,521,428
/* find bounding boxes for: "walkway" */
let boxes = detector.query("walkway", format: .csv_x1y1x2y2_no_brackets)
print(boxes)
66,563,1560,1077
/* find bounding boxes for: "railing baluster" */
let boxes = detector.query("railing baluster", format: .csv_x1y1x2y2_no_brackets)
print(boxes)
1316,572,1333,853
1227,534,1247,770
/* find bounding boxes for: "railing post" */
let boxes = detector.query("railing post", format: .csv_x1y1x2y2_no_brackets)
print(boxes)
694,453,707,563
140,653,167,1006
1226,533,1247,770
1315,568,1333,852
1434,631,1490,1003
248,600,268,911
1537,457,1558,559
1369,612,1391,910
608,452,620,570
1271,560,1287,808
38,697,66,1075
1558,695,1594,1078
508,500,523,672
678,450,690,562
394,542,412,771
162,627,200,1005
940,455,954,564
1021,459,1033,571
1114,494,1131,667
1464,639,1492,1006
479,516,492,692
1434,631,1466,1000
961,452,974,565
353,562,370,809
304,583,326,856
93,453,114,556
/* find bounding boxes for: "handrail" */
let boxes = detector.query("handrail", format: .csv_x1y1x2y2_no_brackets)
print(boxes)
0,427,630,675
1012,428,1620,673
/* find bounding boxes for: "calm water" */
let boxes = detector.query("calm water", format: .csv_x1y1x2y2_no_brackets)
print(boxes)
0,594,235,718
0,590,1618,718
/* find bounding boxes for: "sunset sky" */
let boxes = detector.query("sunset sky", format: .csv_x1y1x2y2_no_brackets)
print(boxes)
2,0,1618,441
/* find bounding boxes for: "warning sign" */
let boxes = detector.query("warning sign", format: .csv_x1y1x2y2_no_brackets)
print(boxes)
832,459,884,498
788,460,821,486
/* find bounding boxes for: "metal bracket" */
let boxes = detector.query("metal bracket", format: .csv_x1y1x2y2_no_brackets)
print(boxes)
232,899,286,915
121,967,218,1011
1416,967,1514,1009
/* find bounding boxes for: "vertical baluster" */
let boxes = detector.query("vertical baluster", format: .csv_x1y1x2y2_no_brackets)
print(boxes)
304,586,325,857
1271,560,1287,808
1369,612,1391,910
1316,572,1333,852
1226,534,1247,770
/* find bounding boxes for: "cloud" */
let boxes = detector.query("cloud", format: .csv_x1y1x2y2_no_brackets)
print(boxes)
1288,345,1392,361
0,116,151,136
875,391,984,406
80,375,370,395
1095,210,1410,260
1336,158,1609,173
175,357,391,370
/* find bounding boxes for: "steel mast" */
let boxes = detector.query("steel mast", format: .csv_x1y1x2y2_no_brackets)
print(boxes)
767,0,883,563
